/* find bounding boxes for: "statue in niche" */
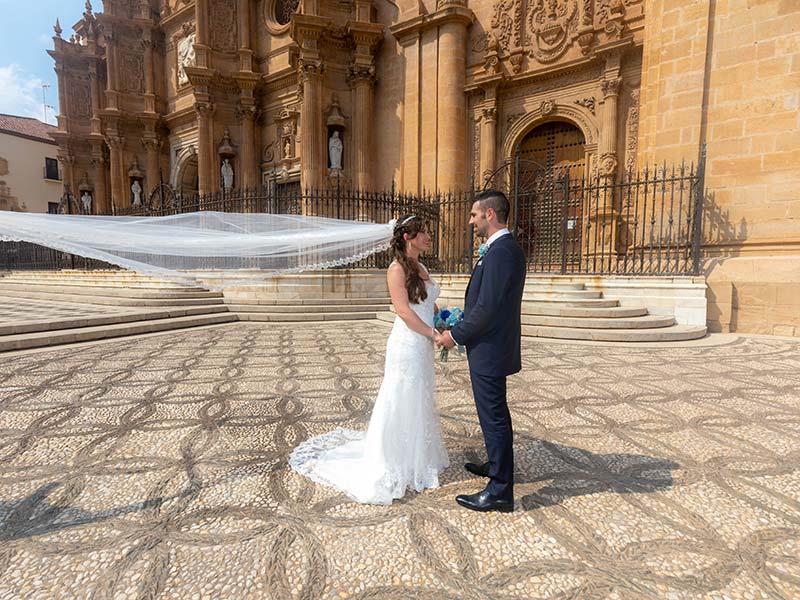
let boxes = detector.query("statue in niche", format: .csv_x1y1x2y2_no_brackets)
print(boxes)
284,139,292,159
328,131,343,170
81,191,92,214
131,180,142,205
221,158,234,191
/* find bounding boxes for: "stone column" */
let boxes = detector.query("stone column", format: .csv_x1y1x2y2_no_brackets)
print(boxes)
88,63,102,135
90,147,108,214
239,104,258,188
104,30,120,111
54,64,69,130
599,76,622,180
195,0,211,69
238,0,253,72
299,58,325,190
348,66,376,190
480,105,498,185
142,32,156,114
106,134,125,213
143,135,160,194
436,16,470,191
195,101,214,195
61,154,76,198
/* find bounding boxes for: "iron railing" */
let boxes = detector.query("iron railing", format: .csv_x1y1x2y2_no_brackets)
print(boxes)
2,155,705,276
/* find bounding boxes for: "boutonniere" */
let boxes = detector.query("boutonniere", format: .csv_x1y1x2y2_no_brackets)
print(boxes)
478,242,489,257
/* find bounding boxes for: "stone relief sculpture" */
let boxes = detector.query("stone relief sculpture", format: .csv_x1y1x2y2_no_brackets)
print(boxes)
528,0,579,63
328,131,343,170
177,33,196,86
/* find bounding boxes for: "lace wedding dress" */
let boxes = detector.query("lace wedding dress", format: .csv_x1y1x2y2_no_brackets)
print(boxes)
289,267,449,504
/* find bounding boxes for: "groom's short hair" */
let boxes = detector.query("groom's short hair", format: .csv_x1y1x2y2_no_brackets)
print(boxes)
475,189,510,224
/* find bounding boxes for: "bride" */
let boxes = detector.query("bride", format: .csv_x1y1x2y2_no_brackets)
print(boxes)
289,214,450,504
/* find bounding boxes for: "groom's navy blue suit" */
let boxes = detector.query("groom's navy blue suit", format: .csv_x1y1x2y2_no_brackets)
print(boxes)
450,231,526,501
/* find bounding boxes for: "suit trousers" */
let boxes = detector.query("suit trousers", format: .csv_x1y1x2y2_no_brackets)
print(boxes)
469,368,514,500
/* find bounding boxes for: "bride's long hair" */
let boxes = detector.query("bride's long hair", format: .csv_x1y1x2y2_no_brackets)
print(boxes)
390,214,428,304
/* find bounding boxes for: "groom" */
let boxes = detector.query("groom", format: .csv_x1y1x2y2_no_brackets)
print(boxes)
437,190,526,513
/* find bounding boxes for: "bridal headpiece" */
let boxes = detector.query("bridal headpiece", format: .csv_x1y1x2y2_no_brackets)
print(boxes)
389,215,417,230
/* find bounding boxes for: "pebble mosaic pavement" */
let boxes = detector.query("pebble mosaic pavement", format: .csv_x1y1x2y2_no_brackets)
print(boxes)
0,322,798,599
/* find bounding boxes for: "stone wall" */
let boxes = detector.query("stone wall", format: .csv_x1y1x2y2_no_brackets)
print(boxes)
638,0,800,335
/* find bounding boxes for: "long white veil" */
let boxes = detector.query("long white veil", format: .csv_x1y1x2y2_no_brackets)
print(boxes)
0,211,396,289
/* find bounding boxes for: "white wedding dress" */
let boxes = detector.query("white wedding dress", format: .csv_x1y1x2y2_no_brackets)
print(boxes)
289,265,450,504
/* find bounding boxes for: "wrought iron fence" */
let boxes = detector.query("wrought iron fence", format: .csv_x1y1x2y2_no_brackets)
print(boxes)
0,242,118,272
2,154,705,276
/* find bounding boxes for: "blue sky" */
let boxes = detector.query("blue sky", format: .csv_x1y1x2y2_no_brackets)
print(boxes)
0,0,85,123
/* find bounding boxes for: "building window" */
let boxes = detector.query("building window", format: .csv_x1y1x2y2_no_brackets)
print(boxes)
44,158,61,181
48,202,59,214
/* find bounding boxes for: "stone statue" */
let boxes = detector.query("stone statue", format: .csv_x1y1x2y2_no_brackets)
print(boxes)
177,33,196,86
81,191,92,214
328,131,343,170
221,158,234,190
284,139,292,159
131,180,142,206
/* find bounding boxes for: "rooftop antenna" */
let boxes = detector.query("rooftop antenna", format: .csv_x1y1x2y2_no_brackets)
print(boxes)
42,84,55,124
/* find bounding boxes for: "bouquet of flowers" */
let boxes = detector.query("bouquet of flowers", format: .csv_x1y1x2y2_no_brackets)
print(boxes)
434,307,464,362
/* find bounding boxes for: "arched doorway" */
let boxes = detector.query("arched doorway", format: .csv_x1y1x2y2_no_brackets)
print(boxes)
178,154,199,198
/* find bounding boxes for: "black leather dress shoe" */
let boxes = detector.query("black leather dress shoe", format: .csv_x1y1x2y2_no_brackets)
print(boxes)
455,488,514,513
464,461,490,477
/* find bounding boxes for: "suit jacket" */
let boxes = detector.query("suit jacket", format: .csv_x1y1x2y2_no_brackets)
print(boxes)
450,232,527,377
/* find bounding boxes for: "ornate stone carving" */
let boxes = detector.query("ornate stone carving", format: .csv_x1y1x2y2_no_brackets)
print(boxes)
211,0,238,52
68,76,91,118
297,57,324,83
120,49,144,93
491,0,521,53
505,111,525,132
328,131,343,171
527,0,579,63
482,106,498,122
177,33,196,86
263,141,275,163
599,152,617,177
221,158,234,190
510,53,524,74
539,99,556,115
597,0,625,23
472,114,481,185
601,77,622,98
581,0,593,26
574,96,596,114
347,64,376,87
625,88,640,173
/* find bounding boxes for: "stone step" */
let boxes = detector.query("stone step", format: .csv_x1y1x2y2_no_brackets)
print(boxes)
522,314,675,329
521,324,707,342
0,277,203,290
0,288,226,307
439,294,619,308
0,313,238,352
0,305,230,336
234,311,376,322
0,282,221,299
521,305,647,318
222,297,393,306
227,303,389,314
223,290,390,300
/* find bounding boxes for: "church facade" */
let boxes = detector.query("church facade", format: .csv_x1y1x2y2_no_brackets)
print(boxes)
49,0,800,335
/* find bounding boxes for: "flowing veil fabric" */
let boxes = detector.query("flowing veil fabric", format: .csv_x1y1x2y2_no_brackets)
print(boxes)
0,211,395,289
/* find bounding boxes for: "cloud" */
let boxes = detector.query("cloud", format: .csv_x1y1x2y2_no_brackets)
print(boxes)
0,64,52,123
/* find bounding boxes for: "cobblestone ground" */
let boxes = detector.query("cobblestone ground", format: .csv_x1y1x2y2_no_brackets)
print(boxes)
0,323,798,600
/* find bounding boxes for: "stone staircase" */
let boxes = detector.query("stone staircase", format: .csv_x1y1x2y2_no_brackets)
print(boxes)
0,270,235,352
427,275,707,342
0,269,706,351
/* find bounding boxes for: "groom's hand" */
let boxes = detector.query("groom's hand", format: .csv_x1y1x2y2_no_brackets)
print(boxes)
439,330,456,350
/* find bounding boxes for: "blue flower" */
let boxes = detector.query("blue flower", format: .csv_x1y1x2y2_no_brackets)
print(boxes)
438,309,451,321
478,242,489,257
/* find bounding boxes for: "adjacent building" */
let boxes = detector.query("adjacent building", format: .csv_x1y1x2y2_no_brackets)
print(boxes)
0,114,63,213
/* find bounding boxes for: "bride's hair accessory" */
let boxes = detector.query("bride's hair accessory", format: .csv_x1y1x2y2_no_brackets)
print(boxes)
392,215,417,229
